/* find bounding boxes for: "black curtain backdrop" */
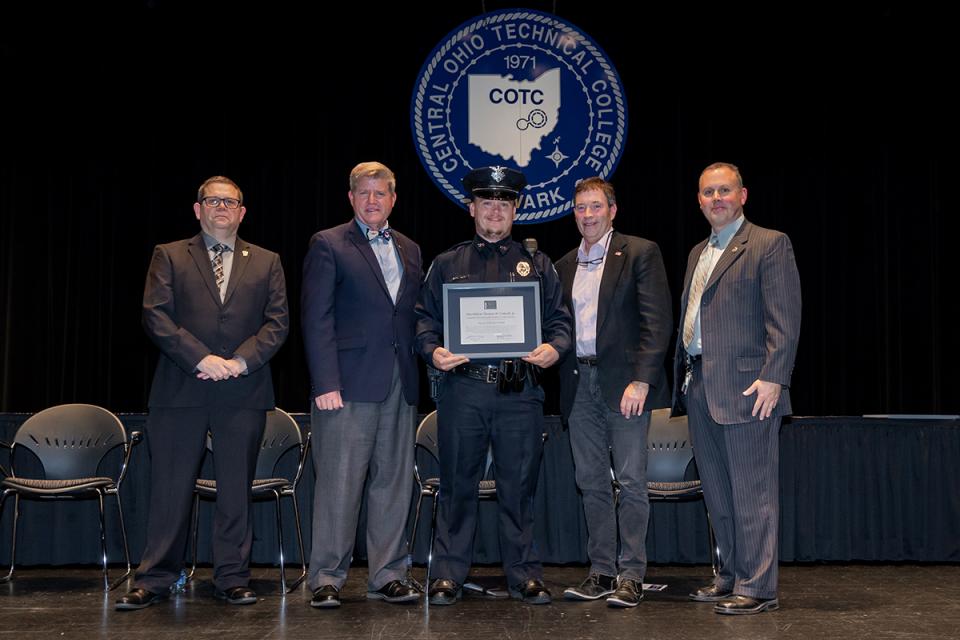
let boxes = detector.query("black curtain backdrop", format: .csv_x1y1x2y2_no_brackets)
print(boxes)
0,3,955,416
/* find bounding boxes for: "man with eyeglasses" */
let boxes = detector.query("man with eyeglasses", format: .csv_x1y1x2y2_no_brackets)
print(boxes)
415,166,571,606
118,176,289,610
554,177,672,608
302,162,422,608
674,162,800,615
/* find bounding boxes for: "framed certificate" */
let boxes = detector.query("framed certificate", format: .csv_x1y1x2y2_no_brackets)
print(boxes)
442,281,542,358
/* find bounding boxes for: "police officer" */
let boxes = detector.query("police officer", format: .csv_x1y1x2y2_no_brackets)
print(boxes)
415,166,572,606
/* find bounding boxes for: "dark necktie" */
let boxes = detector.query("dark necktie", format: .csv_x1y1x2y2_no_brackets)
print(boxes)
211,243,225,300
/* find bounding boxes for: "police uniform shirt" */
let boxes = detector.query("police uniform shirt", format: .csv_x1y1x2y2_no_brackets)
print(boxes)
415,235,572,365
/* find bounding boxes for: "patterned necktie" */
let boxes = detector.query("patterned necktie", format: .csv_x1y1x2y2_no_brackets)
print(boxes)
682,237,718,348
367,227,391,243
211,243,225,299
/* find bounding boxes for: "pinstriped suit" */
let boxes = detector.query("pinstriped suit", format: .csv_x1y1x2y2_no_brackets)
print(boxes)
672,218,801,599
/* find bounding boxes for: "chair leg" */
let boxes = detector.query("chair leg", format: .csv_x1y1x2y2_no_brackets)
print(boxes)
273,490,287,594
426,492,439,590
407,492,425,590
705,508,721,577
187,493,200,581
108,491,133,590
96,490,110,591
0,491,17,583
286,492,307,593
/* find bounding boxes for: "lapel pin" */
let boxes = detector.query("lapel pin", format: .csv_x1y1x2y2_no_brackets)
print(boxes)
242,249,249,257
731,247,738,253
614,251,623,256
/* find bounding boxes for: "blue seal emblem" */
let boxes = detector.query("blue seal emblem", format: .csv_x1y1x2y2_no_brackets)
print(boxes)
411,9,628,224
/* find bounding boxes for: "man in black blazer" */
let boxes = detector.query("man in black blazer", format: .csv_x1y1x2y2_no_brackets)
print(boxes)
673,162,801,615
117,176,289,610
556,177,672,608
302,162,422,608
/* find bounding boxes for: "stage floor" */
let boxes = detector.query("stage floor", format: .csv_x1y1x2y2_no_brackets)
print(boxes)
1,564,957,639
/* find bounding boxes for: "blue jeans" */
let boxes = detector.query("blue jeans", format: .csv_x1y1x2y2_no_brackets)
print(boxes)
568,364,650,580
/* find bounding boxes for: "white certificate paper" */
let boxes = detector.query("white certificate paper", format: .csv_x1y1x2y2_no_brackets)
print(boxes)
459,296,525,345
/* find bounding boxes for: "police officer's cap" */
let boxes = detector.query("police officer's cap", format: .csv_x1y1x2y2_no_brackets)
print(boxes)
462,166,527,201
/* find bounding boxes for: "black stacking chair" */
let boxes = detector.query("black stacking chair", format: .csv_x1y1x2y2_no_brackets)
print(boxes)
610,408,719,575
188,408,309,593
645,407,718,575
0,403,140,590
409,410,497,589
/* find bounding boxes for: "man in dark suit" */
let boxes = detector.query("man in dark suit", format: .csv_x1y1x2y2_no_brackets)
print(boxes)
117,176,289,610
302,162,422,608
555,177,672,608
674,162,801,615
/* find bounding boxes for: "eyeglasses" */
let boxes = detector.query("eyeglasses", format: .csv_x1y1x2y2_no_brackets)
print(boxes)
576,230,612,267
576,256,604,267
200,196,241,209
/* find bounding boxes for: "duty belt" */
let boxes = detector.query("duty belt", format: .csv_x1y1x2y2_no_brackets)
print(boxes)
452,363,499,383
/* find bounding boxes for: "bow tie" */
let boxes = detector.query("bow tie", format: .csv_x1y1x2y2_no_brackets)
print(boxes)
367,227,392,243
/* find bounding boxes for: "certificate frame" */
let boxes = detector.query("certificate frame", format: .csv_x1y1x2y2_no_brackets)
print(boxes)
442,281,542,359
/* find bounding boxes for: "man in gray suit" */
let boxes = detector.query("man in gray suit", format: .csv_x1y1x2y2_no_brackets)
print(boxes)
302,162,422,608
673,162,801,615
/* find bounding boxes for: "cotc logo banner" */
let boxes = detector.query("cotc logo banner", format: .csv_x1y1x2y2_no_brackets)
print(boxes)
411,9,628,224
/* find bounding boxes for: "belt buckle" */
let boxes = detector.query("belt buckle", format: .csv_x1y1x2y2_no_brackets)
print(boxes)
485,366,498,383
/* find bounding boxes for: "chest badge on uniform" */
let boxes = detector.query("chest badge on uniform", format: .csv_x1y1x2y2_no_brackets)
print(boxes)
516,261,531,277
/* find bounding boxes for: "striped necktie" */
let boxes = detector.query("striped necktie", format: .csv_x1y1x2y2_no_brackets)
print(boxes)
682,237,718,348
211,243,225,300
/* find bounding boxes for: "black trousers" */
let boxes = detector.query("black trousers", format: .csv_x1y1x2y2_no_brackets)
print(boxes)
432,374,545,588
133,405,265,593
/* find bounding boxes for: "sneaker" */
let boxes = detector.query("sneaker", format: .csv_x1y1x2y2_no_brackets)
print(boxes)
563,573,616,600
606,578,642,608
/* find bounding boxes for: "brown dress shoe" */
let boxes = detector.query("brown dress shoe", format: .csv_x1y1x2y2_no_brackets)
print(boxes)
428,578,460,605
511,579,552,605
689,582,734,602
311,584,341,608
715,595,780,615
115,587,167,611
367,579,420,603
215,586,257,605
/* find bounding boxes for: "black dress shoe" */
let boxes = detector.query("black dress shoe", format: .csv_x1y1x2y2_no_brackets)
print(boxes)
367,579,420,604
311,585,341,609
714,595,780,615
563,573,616,600
115,587,167,611
427,578,459,605
511,579,552,605
689,582,734,602
606,578,643,608
215,586,258,605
